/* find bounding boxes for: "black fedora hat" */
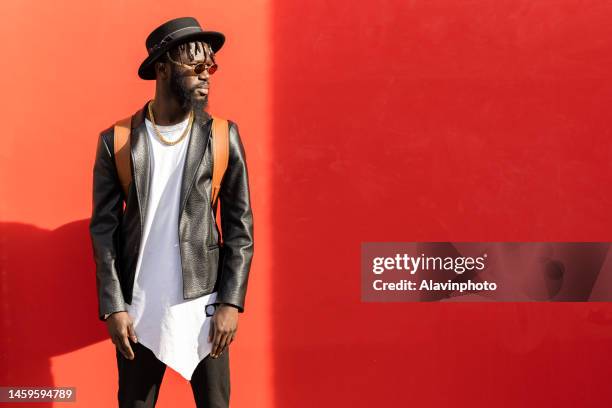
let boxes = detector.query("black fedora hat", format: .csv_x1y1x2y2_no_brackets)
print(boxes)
138,16,225,80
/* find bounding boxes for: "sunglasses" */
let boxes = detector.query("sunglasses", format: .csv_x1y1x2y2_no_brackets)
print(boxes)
165,51,218,76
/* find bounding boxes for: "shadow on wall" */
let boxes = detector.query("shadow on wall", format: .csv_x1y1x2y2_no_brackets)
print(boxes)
0,219,104,407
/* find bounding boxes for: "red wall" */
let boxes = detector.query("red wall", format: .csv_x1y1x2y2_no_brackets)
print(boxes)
2,0,612,407
271,0,612,407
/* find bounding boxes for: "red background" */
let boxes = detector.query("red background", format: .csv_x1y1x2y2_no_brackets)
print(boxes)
2,0,612,407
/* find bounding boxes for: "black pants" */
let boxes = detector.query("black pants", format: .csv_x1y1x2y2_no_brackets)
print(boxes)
116,338,230,408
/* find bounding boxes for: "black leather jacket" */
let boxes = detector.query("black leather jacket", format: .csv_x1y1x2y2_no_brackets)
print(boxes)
89,100,254,321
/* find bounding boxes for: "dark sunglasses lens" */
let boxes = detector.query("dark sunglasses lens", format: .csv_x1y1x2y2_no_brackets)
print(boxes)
194,64,206,75
193,63,217,75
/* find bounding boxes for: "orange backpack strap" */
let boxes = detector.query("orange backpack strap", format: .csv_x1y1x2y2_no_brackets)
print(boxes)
113,115,132,198
113,111,229,209
210,116,230,207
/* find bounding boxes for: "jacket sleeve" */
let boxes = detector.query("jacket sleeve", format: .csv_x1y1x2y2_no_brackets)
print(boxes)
215,121,255,313
89,130,127,321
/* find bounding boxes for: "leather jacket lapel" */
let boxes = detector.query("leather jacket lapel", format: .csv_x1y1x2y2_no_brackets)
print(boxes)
179,110,213,216
130,102,150,230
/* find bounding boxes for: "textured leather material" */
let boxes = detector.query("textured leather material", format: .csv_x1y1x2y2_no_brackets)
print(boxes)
113,115,133,198
89,100,254,321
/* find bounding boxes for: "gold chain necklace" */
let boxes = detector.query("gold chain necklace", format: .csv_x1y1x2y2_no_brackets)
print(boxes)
147,100,194,146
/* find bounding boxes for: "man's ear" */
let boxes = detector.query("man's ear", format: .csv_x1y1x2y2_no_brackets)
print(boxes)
155,61,168,80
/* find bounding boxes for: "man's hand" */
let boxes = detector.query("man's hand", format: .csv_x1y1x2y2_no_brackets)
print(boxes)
208,304,239,358
106,311,138,360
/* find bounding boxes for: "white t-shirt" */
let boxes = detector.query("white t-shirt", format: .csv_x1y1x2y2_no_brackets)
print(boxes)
121,115,217,381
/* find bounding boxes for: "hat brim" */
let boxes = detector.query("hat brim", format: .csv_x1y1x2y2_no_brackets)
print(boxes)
138,31,225,80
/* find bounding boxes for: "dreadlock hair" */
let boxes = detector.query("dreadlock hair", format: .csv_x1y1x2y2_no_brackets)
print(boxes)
166,40,215,64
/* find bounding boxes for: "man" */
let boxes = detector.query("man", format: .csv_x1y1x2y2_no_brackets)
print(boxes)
89,16,254,407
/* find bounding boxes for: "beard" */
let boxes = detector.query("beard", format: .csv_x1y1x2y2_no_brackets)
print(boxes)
169,67,209,126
